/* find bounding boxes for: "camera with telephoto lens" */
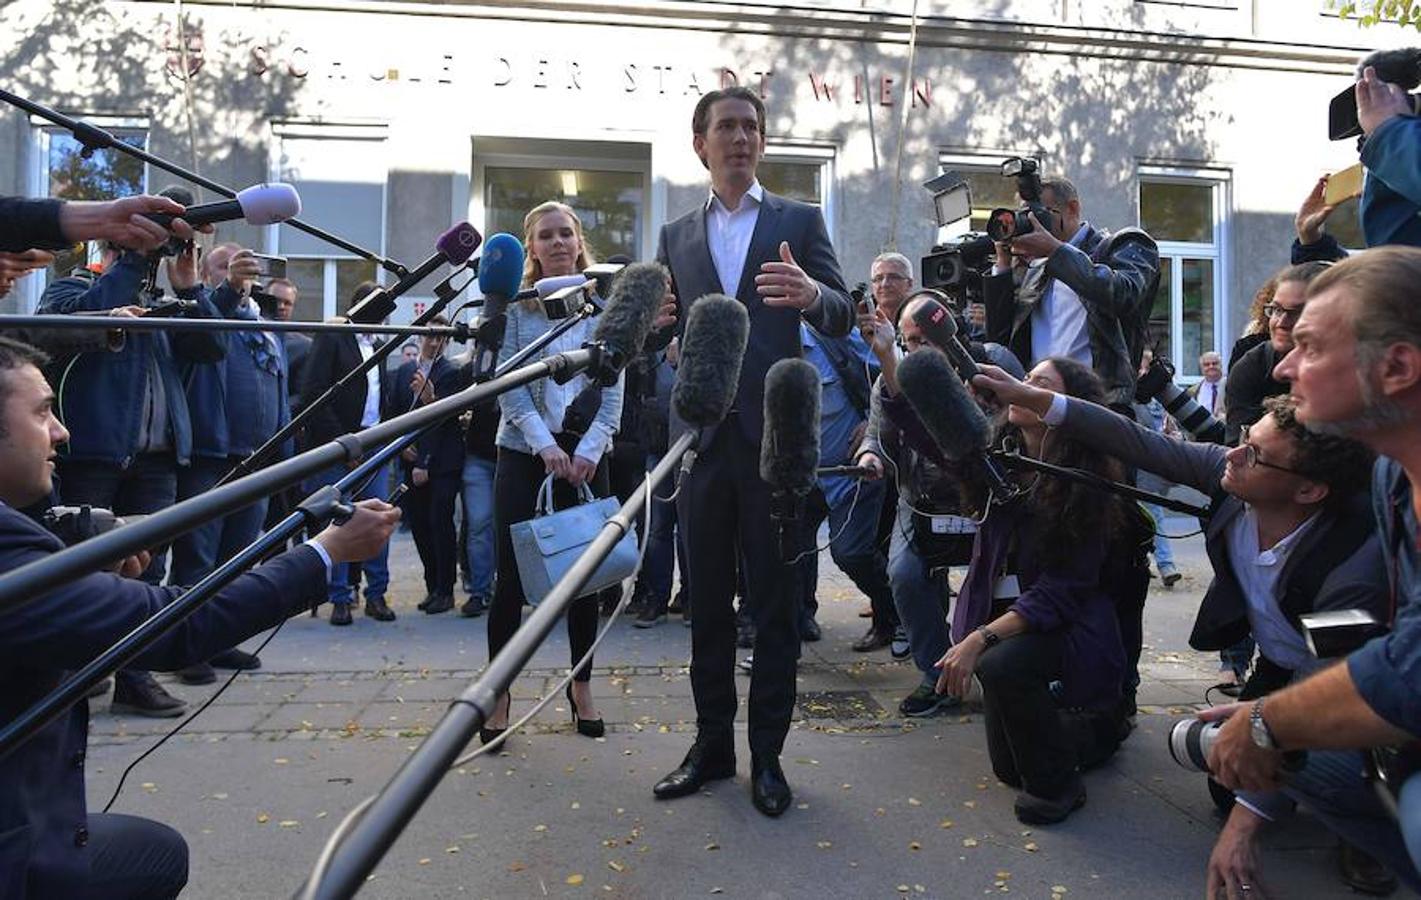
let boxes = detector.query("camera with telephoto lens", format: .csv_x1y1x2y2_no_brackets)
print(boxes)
1167,609,1382,774
986,157,1060,243
1134,354,1226,445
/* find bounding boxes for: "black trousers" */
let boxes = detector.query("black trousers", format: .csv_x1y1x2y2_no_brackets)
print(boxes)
976,631,1121,797
73,813,188,899
488,435,606,683
678,420,799,756
403,467,461,596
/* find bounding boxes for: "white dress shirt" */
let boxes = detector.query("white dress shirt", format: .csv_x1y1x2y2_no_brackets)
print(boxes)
1198,378,1224,414
1028,223,1093,367
706,179,764,297
356,334,382,428
1226,508,1319,673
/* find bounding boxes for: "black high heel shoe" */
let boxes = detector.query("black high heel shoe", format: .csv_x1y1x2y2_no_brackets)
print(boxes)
566,683,605,739
479,694,510,746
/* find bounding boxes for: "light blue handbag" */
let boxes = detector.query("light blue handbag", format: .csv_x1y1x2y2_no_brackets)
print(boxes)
509,475,639,606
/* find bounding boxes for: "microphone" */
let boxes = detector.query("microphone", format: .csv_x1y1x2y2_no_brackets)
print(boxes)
471,233,526,381
672,294,748,430
535,274,591,320
588,262,666,385
144,182,301,230
347,222,482,324
909,297,986,393
896,349,1016,502
761,358,821,560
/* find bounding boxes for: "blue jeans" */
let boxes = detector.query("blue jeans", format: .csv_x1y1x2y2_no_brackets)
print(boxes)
461,456,496,599
637,452,687,614
1221,636,1256,678
304,462,391,606
888,498,952,683
1284,750,1421,892
800,477,893,627
1141,502,1174,569
171,456,269,588
1398,771,1421,879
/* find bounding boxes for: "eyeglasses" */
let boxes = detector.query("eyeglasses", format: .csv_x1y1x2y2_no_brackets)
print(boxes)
1238,425,1307,476
871,272,909,285
1263,302,1306,323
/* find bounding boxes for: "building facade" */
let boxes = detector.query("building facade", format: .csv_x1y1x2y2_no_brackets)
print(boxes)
0,0,1402,377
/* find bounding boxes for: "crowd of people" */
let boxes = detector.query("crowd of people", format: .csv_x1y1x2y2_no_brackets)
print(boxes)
0,48,1420,900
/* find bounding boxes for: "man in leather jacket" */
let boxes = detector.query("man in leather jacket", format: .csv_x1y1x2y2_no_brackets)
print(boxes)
983,174,1160,411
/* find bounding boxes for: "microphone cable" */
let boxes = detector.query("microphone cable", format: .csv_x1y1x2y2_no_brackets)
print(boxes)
301,472,656,900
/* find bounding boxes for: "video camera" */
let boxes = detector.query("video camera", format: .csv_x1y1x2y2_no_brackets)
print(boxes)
986,157,1061,243
1329,48,1421,142
918,169,995,305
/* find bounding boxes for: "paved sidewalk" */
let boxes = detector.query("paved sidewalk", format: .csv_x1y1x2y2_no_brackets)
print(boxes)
82,530,1391,898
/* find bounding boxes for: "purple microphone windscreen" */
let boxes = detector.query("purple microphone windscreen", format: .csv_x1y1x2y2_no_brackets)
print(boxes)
437,222,481,266
760,358,821,495
477,233,526,301
897,349,991,462
672,294,748,429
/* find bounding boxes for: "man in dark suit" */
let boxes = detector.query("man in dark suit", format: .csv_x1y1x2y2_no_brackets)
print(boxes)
296,282,397,625
0,336,398,898
648,86,854,817
391,317,465,615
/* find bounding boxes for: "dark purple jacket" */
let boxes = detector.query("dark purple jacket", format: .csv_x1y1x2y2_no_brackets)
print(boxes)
953,501,1125,710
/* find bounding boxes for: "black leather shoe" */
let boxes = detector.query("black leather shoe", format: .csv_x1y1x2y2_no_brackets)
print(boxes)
1014,775,1086,825
1339,841,1399,896
111,673,187,718
852,626,892,653
176,663,217,685
211,648,261,670
422,593,453,615
330,604,353,626
653,736,735,799
750,753,792,817
416,593,434,612
799,615,822,643
364,597,397,621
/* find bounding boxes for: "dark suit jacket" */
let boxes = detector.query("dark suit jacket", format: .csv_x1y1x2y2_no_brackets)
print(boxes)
1224,341,1289,444
391,356,468,477
1054,397,1388,661
652,190,853,444
0,503,327,897
295,332,391,451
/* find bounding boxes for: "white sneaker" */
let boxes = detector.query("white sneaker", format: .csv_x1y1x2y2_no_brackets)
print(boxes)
738,654,753,673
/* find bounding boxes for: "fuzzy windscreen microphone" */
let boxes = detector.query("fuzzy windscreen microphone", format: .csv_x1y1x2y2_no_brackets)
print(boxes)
898,349,1016,500
672,295,748,429
760,358,821,497
590,262,666,382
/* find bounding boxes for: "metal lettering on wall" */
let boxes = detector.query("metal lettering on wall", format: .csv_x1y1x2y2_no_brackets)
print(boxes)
162,28,930,110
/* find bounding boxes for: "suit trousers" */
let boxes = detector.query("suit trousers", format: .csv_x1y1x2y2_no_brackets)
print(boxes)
74,813,188,899
678,419,800,755
402,467,461,597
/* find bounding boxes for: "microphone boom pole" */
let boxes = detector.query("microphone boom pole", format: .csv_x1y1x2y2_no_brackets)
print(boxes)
0,314,469,340
0,88,409,278
990,451,1211,519
0,348,599,613
301,430,699,900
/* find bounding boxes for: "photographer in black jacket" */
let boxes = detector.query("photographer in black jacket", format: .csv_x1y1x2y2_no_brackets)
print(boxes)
983,172,1160,411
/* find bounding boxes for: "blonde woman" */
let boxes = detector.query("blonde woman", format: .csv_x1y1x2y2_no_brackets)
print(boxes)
481,201,624,743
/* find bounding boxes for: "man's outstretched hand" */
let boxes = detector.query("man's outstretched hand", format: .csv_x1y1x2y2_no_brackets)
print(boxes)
312,499,401,564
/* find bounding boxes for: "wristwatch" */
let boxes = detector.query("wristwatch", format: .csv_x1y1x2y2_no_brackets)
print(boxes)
1249,699,1278,750
976,625,1001,648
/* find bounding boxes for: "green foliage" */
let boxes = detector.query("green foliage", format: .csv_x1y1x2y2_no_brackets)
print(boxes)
1332,0,1421,29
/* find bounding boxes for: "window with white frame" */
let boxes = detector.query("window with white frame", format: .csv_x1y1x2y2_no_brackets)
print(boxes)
760,144,836,230
474,139,650,266
1139,172,1230,379
17,119,149,312
270,125,387,322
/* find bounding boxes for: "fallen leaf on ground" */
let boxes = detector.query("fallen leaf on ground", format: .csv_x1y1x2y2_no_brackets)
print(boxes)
566,874,584,885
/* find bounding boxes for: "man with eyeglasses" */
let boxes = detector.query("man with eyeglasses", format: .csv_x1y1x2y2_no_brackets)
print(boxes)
1224,262,1332,444
982,173,1159,412
867,252,915,324
972,363,1393,896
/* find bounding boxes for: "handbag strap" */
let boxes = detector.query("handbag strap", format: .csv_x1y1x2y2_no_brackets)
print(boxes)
534,474,596,516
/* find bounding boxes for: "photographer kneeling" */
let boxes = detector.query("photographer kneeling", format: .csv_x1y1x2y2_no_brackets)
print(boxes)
0,337,400,897
971,366,1395,896
935,356,1137,825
